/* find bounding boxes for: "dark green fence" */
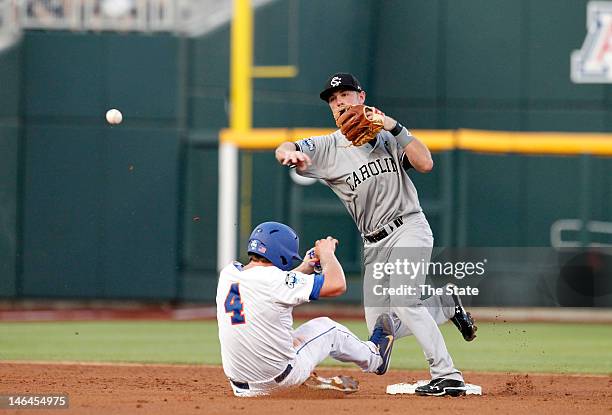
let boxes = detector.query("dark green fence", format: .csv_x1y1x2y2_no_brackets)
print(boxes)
1,0,612,305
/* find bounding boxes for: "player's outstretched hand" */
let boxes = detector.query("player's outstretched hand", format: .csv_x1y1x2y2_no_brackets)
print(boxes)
279,150,312,169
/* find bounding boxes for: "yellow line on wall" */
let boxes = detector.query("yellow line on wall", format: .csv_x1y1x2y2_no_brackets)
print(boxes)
252,65,299,78
411,130,456,151
219,128,612,156
220,128,292,149
457,129,612,156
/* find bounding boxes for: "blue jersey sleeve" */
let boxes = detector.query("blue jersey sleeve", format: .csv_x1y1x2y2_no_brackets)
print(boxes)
309,273,325,300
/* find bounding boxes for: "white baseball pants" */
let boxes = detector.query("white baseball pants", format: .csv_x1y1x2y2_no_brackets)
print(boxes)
230,317,382,397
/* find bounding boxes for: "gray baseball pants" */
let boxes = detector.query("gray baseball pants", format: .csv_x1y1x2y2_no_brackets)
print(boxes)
363,212,463,381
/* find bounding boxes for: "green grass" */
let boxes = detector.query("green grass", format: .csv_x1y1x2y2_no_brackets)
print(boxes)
334,321,612,374
0,321,217,364
1,320,610,374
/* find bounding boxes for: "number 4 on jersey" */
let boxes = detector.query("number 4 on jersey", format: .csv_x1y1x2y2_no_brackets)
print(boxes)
224,283,246,325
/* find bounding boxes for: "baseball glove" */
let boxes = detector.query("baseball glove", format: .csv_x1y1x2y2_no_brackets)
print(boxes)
334,104,386,146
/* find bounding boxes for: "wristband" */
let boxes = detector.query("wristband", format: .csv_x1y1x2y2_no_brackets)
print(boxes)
390,121,404,136
395,126,414,148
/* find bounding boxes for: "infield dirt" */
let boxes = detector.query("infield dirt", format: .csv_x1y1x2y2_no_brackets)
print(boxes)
2,362,611,414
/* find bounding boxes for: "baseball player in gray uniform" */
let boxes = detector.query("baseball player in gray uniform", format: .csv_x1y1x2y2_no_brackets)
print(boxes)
274,72,477,397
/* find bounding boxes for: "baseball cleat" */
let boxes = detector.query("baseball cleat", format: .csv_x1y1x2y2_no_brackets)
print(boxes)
368,313,395,375
415,378,467,397
448,285,477,341
303,373,359,394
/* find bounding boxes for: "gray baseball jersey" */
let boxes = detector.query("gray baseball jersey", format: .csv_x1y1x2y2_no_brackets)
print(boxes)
295,130,422,234
296,128,464,383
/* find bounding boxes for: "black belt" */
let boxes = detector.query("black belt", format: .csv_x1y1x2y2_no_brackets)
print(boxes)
364,217,404,243
230,364,293,390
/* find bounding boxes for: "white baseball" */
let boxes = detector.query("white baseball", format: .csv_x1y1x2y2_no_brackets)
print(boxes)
106,109,123,125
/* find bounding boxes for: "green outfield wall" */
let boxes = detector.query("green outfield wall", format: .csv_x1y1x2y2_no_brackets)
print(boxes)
0,45,20,298
1,32,184,299
0,0,611,304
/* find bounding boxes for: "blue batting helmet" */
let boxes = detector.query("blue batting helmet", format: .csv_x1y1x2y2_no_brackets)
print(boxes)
247,222,302,271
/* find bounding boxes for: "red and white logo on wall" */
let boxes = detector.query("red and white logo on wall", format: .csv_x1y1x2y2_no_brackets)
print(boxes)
572,1,612,83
